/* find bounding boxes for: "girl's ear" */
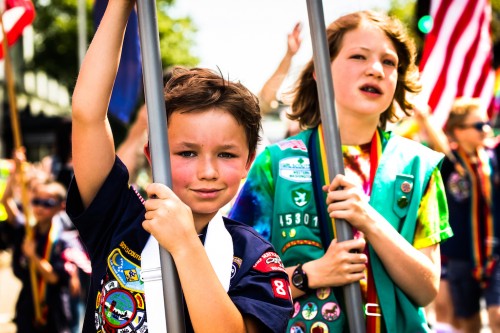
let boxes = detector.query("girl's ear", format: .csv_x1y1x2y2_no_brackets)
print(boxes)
143,141,152,165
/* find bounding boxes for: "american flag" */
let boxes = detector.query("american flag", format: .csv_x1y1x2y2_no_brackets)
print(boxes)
418,0,495,127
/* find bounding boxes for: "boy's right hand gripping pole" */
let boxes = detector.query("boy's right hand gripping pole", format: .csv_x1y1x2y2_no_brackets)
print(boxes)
136,0,186,332
306,1,366,332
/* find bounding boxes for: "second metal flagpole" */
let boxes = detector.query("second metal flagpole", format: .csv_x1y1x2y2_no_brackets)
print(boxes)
305,0,365,331
136,0,186,331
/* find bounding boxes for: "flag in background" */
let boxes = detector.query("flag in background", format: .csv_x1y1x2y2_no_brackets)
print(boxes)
93,0,142,124
0,0,35,59
418,0,495,127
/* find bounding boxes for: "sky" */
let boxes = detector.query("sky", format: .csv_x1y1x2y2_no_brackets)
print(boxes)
171,0,390,95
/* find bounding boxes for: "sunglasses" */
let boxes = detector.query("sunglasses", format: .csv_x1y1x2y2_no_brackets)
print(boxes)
458,121,491,132
31,198,60,208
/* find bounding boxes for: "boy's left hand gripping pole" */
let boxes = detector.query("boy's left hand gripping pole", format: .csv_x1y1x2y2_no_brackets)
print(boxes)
136,0,186,332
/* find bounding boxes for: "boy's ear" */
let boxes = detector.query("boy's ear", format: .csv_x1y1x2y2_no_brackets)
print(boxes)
244,152,256,174
143,141,152,165
312,70,317,81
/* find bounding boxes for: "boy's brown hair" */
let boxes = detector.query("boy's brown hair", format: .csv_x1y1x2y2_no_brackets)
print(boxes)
444,97,483,138
163,67,262,158
289,10,421,130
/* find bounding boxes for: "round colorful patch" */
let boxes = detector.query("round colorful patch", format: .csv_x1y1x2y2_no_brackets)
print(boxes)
321,302,340,321
302,302,318,320
102,288,136,328
290,321,306,333
316,287,331,300
292,301,301,318
310,321,329,332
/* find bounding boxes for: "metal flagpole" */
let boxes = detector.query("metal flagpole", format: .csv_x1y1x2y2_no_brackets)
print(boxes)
305,1,365,331
136,0,186,332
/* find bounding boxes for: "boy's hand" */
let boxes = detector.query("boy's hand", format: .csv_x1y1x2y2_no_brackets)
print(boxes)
143,183,196,255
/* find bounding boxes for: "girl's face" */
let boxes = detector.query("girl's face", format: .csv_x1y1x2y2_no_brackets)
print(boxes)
166,108,252,226
330,23,399,122
453,110,491,151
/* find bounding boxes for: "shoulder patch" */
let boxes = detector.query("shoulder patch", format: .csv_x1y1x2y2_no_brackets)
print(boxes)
279,157,311,182
108,248,144,293
253,251,286,273
276,140,307,152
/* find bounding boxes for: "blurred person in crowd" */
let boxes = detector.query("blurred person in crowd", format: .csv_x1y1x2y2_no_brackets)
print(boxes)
40,118,92,333
418,97,500,333
1,148,74,333
406,103,459,333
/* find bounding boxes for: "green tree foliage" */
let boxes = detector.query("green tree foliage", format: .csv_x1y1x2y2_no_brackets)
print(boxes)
29,0,199,92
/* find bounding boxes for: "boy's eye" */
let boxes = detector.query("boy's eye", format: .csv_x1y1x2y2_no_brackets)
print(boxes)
178,151,196,157
219,152,236,159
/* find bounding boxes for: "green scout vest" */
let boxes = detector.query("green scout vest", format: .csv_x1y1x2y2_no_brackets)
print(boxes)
266,128,443,332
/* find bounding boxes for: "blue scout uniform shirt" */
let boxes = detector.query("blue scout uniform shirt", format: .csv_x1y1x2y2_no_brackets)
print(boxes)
66,157,293,333
440,144,500,268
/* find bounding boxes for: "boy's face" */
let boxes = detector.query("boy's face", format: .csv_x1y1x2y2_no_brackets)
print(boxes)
453,110,491,149
166,108,252,224
31,185,63,224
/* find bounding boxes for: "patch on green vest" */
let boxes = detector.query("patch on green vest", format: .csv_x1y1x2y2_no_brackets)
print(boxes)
292,188,311,207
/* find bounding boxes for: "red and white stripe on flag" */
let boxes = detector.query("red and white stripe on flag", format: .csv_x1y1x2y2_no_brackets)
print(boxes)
0,0,35,59
418,0,495,127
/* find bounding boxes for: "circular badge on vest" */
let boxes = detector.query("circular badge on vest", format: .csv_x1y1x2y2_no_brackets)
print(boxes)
448,172,470,201
316,287,331,300
401,181,412,193
102,288,136,328
311,321,329,332
289,321,306,333
321,302,340,321
302,302,318,320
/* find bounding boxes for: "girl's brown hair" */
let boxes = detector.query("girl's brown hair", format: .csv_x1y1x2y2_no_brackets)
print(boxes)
289,10,421,130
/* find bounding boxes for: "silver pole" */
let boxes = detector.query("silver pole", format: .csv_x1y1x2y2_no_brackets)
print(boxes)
136,0,186,331
305,0,365,331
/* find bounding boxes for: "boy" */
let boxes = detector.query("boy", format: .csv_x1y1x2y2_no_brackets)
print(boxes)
68,1,293,332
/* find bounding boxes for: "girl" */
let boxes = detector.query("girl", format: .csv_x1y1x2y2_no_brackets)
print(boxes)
230,10,452,332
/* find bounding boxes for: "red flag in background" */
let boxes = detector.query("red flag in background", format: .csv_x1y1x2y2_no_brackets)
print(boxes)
0,0,35,59
418,0,495,127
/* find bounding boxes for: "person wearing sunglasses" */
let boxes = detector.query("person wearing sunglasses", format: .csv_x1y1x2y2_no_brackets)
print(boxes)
1,163,76,333
419,97,500,332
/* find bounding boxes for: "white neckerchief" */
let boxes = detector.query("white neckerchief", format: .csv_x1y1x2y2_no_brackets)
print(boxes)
141,212,233,332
